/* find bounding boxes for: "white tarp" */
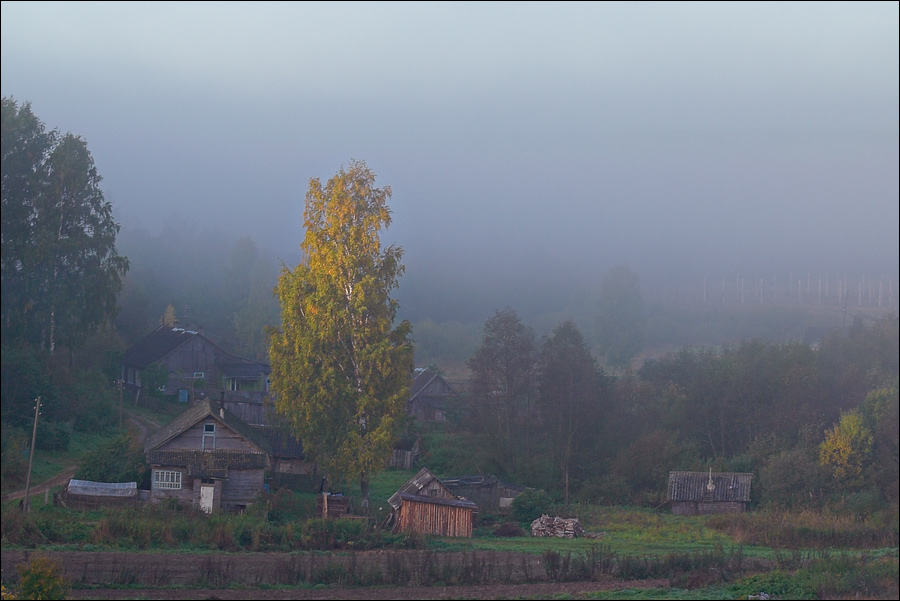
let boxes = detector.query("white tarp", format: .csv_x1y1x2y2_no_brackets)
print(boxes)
67,479,137,497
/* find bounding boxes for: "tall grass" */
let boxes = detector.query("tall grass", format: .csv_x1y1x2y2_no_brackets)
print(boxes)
707,505,899,549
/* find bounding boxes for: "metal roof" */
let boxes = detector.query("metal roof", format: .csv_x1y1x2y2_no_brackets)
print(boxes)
667,471,752,503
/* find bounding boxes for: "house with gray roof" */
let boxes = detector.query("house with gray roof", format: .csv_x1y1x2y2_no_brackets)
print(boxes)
408,367,459,423
144,398,307,512
121,325,271,420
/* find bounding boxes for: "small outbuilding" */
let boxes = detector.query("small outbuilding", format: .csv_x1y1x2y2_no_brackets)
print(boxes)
386,467,477,537
59,479,141,510
667,469,752,515
440,474,525,514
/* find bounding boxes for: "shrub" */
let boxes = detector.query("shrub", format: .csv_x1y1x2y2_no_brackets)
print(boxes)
511,488,552,523
35,421,69,452
16,553,71,600
75,434,150,488
492,521,526,537
300,518,383,550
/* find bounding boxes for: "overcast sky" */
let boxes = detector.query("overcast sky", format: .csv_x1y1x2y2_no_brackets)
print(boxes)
3,1,898,319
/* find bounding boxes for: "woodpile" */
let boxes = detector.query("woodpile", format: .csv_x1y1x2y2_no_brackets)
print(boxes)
530,514,584,538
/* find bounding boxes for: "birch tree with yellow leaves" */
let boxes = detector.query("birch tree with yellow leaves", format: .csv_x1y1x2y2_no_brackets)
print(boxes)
269,160,412,512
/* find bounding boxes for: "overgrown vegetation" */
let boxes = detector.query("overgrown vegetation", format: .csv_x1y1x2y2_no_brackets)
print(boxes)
6,553,71,600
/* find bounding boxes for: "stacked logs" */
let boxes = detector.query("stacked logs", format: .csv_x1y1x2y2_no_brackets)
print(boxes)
530,514,585,538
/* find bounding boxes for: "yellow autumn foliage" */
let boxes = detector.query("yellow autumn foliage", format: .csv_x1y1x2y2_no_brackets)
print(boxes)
819,410,873,491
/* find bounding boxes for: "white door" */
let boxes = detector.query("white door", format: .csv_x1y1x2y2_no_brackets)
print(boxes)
200,485,215,513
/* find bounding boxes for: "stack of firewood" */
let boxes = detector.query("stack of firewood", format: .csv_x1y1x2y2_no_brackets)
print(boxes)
530,514,585,538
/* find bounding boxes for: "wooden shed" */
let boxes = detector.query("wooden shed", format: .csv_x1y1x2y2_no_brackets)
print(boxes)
387,468,477,537
667,470,752,515
440,474,525,514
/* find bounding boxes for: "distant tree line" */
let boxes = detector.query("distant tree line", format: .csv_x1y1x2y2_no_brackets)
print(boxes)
426,309,898,510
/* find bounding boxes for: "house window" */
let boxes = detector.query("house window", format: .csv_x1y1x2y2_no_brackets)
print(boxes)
153,470,182,490
230,379,239,391
202,422,216,450
193,371,205,379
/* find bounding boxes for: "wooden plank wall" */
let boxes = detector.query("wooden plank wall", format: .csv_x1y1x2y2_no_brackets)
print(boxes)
398,498,472,537
672,501,747,516
157,421,259,452
221,469,265,507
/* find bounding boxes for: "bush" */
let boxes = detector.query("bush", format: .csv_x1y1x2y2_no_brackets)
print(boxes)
511,488,553,523
35,421,69,452
0,425,28,486
301,518,381,550
15,553,71,600
492,521,526,537
75,434,150,488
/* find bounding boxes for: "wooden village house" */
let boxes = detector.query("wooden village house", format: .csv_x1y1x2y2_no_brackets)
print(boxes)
407,367,459,424
121,325,272,422
667,470,753,515
143,398,310,513
389,367,461,469
386,468,477,537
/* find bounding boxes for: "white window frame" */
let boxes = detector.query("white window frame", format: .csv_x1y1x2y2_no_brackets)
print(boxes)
193,371,205,379
154,470,182,490
202,422,216,450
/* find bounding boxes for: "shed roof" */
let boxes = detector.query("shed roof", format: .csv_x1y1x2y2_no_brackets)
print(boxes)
667,471,752,503
398,492,478,510
441,474,525,492
388,467,451,511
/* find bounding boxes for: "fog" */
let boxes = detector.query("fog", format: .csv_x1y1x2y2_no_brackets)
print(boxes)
3,2,898,326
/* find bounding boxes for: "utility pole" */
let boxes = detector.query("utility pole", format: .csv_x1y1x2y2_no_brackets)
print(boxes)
23,396,41,513
119,378,124,432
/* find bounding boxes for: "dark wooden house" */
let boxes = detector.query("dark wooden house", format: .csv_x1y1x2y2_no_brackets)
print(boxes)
121,325,271,416
386,468,477,537
667,470,752,515
440,474,525,514
408,367,459,423
144,398,277,512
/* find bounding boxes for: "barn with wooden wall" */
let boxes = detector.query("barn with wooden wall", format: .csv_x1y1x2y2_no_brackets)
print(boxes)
387,468,477,537
394,493,477,537
667,470,752,515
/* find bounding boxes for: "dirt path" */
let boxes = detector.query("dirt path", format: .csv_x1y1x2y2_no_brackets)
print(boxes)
2,466,78,502
2,411,159,504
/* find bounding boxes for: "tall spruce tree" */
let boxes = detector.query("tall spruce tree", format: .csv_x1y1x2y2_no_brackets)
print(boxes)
1,97,128,351
269,160,412,511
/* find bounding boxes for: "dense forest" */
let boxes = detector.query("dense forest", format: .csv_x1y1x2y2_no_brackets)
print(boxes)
2,97,898,518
